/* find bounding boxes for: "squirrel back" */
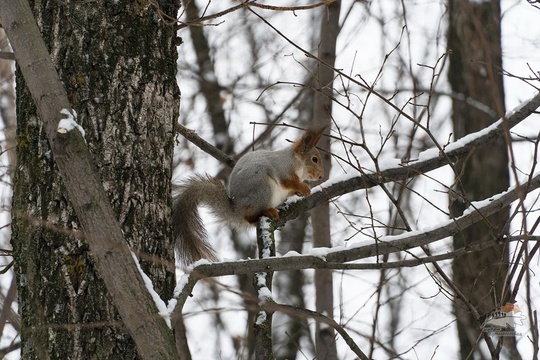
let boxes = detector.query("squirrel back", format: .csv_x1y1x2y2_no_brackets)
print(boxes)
173,129,325,265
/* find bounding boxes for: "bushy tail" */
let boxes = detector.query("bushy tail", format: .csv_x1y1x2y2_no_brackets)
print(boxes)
172,175,236,265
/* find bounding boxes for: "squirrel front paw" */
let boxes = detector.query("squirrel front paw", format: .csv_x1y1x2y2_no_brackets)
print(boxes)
281,176,312,198
296,182,311,197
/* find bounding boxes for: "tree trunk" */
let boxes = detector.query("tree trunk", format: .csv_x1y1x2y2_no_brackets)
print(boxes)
311,1,341,359
12,1,180,358
181,0,233,154
447,1,520,358
274,214,313,359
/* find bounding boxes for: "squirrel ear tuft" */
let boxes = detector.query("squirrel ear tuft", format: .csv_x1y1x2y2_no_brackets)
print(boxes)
294,126,326,154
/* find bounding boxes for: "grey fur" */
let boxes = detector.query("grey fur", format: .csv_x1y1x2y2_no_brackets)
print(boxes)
173,131,324,266
230,147,302,214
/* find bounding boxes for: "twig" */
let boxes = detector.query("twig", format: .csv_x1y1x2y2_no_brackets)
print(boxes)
260,302,369,360
0,276,17,337
175,123,236,169
175,0,336,30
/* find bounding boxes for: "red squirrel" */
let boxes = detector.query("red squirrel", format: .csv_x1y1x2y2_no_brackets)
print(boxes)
172,129,325,265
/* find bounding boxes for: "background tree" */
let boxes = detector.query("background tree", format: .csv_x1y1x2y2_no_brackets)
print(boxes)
311,1,340,358
447,0,521,358
0,27,18,358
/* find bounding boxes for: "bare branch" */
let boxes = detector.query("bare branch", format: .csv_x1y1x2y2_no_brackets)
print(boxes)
0,276,17,337
175,123,236,169
0,51,15,61
260,301,369,360
0,341,20,358
176,0,336,30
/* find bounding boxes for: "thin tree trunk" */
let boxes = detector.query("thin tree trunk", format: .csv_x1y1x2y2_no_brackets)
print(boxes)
9,0,180,357
181,0,233,154
253,219,276,359
447,1,520,358
311,2,341,359
274,214,313,359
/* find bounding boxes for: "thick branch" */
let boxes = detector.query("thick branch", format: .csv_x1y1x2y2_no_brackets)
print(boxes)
0,1,178,358
173,170,540,311
324,174,540,263
172,94,540,316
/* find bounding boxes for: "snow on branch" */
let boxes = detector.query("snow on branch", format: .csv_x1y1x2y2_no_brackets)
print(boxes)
130,252,171,328
171,92,540,314
325,171,540,263
172,169,540,312
57,108,86,139
291,90,540,222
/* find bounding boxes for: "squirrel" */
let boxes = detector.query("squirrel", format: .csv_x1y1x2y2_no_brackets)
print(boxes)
172,128,325,265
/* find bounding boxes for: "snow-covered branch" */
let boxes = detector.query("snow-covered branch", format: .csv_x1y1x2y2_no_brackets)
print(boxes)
280,91,540,224
172,170,540,312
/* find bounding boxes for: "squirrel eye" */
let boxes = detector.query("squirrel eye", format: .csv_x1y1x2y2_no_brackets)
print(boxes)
312,156,319,163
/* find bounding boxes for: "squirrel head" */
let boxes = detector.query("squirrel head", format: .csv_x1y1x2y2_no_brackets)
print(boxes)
293,128,326,181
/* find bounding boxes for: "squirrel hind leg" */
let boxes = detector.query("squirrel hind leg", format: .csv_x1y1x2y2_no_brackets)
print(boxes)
244,208,280,224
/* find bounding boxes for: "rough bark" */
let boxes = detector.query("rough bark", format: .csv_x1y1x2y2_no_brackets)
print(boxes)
447,1,520,358
6,0,180,358
311,2,341,359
